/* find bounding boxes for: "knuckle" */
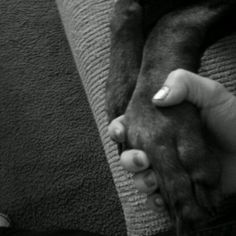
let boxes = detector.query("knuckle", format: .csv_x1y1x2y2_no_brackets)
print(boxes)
169,68,188,81
211,80,224,95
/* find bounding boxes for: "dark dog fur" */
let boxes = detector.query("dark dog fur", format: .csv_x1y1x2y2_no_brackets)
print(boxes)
106,0,236,234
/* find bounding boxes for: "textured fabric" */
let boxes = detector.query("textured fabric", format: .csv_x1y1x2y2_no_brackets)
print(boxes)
200,35,236,94
56,1,236,235
0,0,126,235
56,1,172,235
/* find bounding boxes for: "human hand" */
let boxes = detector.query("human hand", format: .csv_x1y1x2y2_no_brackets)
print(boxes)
108,69,236,211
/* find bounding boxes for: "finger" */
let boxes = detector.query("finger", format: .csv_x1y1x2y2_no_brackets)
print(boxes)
152,69,234,109
120,150,150,172
108,115,126,142
153,69,236,153
146,193,166,212
133,169,158,193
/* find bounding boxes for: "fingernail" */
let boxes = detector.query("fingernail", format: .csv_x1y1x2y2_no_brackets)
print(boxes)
144,171,156,188
153,86,170,100
133,153,144,168
155,197,164,207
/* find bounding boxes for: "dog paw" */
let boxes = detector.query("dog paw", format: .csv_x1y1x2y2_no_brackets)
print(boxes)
125,98,221,229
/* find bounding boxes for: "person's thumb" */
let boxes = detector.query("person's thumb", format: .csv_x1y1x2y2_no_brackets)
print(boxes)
152,69,231,109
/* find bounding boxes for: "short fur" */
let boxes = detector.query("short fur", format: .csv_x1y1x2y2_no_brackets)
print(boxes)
106,0,236,235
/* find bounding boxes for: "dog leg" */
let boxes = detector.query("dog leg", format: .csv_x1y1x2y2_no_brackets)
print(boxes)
106,0,143,122
125,4,232,233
